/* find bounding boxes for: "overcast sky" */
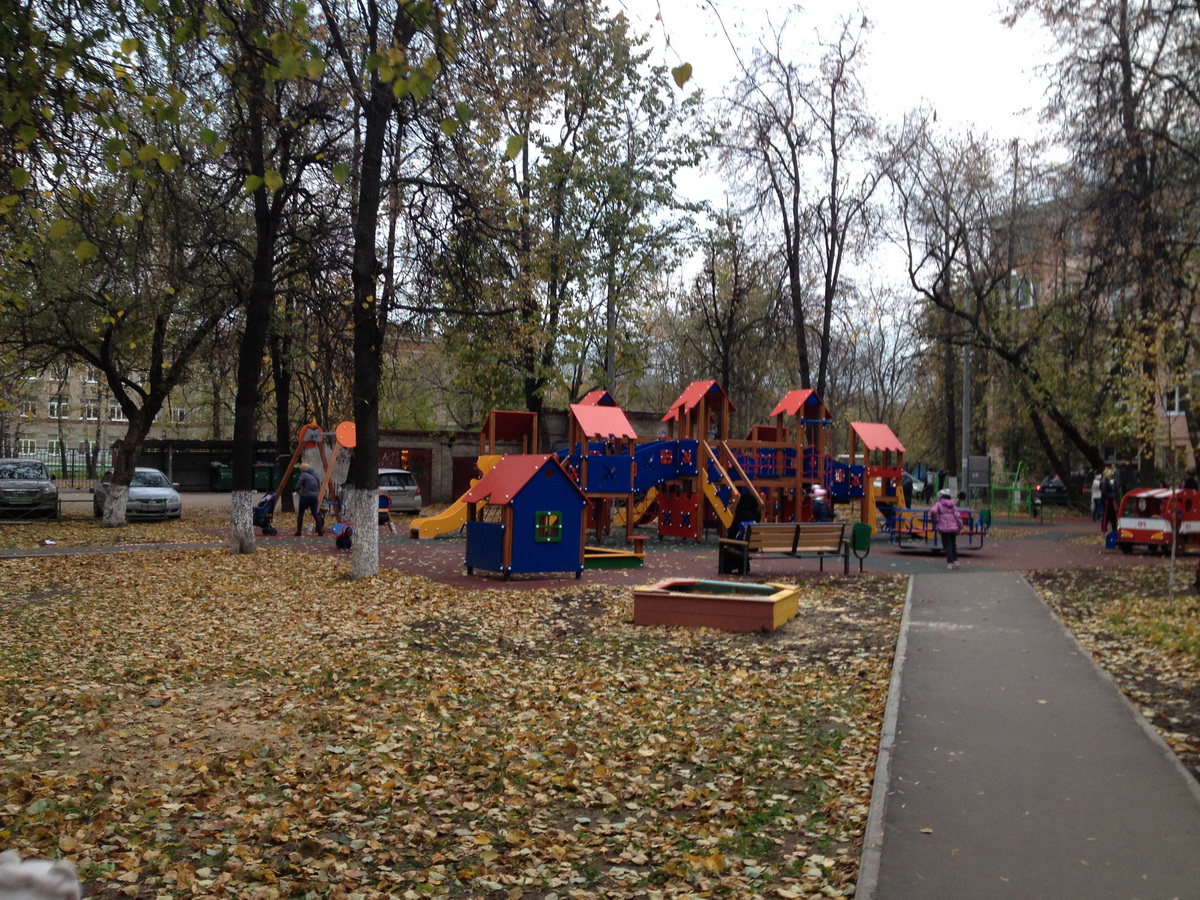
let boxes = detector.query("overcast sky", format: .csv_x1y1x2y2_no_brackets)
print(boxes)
629,0,1058,138
621,0,1061,284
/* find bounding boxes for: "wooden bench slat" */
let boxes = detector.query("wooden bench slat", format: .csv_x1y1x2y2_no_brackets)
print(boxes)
717,521,855,576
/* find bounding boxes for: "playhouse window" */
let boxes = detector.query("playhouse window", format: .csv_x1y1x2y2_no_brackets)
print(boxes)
535,510,562,543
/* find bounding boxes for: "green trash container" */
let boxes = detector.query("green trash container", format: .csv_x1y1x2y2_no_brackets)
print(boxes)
850,521,873,572
253,464,273,491
214,464,232,491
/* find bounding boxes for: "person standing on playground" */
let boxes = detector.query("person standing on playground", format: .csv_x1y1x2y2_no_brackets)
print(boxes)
1100,467,1119,533
295,463,324,536
811,486,834,522
931,488,962,569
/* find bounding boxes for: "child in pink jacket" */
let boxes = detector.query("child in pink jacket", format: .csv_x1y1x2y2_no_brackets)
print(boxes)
930,488,963,569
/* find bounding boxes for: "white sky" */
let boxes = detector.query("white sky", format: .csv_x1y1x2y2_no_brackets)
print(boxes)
624,0,1060,281
629,0,1057,140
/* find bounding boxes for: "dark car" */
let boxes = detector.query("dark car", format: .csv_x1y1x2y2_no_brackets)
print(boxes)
1036,474,1069,504
0,458,59,518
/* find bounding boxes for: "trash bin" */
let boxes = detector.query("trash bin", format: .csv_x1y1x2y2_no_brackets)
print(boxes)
253,464,274,491
210,463,232,491
850,522,873,572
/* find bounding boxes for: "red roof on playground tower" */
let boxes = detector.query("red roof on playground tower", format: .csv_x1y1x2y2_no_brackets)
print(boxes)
569,403,638,440
769,389,828,419
661,380,736,422
850,422,906,453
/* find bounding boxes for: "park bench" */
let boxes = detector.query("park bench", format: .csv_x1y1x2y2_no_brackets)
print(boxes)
718,521,851,576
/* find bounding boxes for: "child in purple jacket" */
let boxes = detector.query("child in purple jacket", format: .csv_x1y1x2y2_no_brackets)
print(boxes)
930,488,963,569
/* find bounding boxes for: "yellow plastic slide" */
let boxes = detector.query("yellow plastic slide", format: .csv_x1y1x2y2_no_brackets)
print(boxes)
613,487,659,528
408,455,502,539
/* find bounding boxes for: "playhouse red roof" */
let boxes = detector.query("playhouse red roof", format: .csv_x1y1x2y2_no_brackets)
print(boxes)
570,403,637,440
769,389,827,419
661,380,736,422
850,422,906,453
462,455,584,506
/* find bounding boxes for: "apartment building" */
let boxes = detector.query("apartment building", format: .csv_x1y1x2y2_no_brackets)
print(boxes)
1,364,207,474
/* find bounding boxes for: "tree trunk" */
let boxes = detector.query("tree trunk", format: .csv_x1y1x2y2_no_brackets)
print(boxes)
941,305,957,473
272,330,295,513
229,490,256,553
348,488,379,580
228,17,278,555
101,420,151,527
346,86,390,580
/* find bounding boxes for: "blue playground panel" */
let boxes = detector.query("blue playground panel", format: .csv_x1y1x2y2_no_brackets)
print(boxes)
465,521,506,573
510,490,583,574
731,446,798,481
632,440,698,493
705,458,735,508
829,460,867,501
565,454,635,493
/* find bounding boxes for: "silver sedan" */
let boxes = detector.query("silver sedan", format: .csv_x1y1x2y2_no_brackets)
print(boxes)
93,468,183,520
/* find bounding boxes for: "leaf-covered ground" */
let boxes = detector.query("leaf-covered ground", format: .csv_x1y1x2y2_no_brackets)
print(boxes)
0,513,220,550
1027,566,1200,781
1,545,905,899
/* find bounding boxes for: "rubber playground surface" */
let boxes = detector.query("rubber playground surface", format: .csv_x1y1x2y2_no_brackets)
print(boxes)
294,509,1175,589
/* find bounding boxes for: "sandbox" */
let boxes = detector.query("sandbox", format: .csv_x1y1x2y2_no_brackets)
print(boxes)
633,578,800,632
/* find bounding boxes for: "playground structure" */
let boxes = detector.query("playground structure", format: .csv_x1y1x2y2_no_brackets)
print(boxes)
1114,486,1200,554
411,382,919,562
259,421,355,532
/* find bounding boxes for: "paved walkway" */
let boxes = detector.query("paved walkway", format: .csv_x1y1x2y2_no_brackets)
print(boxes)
859,571,1200,899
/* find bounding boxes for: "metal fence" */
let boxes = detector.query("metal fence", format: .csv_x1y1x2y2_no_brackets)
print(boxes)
16,448,113,490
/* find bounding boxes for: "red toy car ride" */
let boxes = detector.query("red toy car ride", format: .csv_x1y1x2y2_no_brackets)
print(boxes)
1114,487,1200,554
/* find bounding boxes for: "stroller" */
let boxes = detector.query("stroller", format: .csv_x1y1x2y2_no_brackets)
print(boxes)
253,492,278,536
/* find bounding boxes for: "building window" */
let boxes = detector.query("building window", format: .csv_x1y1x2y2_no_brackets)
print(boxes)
83,401,100,421
1166,387,1184,417
81,366,99,384
17,438,36,456
172,408,189,424
19,400,36,417
108,403,127,422
47,437,61,455
49,364,70,383
48,396,69,419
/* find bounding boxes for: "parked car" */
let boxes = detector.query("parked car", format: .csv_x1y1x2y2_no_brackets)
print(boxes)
0,458,59,518
93,467,182,520
1036,474,1069,504
378,468,422,514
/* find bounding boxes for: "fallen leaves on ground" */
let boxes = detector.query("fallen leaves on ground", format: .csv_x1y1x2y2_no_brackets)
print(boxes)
0,512,221,550
0,548,905,898
1029,567,1200,780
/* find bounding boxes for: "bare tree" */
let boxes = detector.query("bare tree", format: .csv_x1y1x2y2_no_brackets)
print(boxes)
723,13,881,398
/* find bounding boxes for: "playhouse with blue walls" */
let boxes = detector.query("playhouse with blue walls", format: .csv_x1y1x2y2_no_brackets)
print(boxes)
462,454,588,579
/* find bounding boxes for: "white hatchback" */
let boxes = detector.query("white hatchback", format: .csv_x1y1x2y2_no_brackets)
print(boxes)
378,468,422,513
